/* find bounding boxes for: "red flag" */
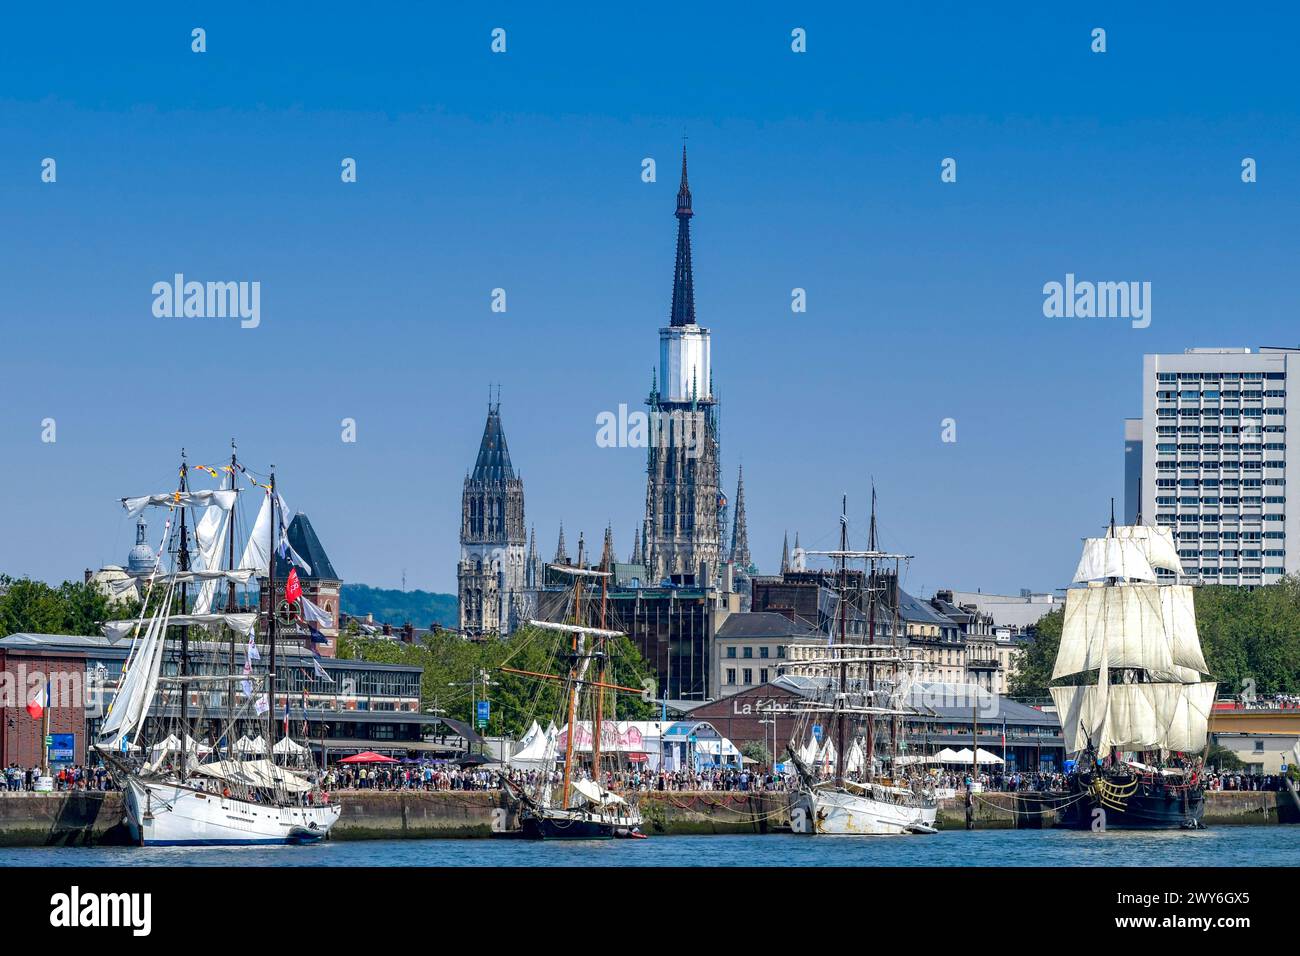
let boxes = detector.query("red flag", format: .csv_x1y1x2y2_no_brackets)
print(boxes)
285,568,302,604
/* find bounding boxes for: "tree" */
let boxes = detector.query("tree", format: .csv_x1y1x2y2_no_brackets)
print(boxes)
741,739,771,768
0,574,136,637
1008,607,1063,698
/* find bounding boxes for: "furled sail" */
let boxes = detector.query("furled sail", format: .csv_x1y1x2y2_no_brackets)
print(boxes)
102,612,257,641
1051,682,1216,754
192,503,232,614
122,489,237,517
1111,525,1184,575
1073,536,1157,583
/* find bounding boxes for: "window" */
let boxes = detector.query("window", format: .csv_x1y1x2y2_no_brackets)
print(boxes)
742,668,753,685
759,646,770,659
726,646,736,659
726,668,736,685
743,646,753,659
760,668,769,684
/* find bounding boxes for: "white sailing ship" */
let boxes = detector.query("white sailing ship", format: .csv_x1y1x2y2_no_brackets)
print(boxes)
780,495,938,836
97,449,340,846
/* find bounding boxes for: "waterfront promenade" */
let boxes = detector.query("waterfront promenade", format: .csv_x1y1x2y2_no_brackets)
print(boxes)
1,787,1297,847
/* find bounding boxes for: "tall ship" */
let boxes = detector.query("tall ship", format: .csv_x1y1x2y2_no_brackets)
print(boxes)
1049,515,1217,830
96,448,340,845
497,565,646,840
780,495,938,836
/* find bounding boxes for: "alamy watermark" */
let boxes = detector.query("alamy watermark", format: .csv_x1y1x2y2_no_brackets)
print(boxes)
1042,273,1150,329
596,404,704,459
152,274,261,329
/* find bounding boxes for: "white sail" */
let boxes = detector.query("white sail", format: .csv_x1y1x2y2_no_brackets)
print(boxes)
1073,536,1157,583
102,612,257,641
1111,525,1184,575
238,491,273,576
122,489,237,517
526,619,624,638
100,602,172,748
192,503,231,614
1052,585,1177,679
1051,682,1216,754
1159,585,1209,676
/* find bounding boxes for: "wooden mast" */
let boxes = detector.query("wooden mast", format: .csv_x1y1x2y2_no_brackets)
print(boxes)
560,574,584,809
592,561,609,786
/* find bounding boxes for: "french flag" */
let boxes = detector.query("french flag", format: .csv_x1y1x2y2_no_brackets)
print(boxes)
26,680,49,720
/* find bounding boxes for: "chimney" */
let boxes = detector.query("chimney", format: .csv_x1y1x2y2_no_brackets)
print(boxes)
401,623,414,644
382,622,392,636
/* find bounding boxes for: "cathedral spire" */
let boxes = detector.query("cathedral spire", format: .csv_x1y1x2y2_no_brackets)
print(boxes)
780,531,790,574
600,525,614,572
630,526,641,565
729,466,751,570
554,523,569,565
669,143,696,328
576,531,587,569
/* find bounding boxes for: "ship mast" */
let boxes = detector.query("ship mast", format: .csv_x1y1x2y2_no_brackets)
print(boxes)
225,440,238,762
865,490,876,784
560,573,585,809
177,449,191,778
834,495,848,789
267,469,278,753
592,558,609,785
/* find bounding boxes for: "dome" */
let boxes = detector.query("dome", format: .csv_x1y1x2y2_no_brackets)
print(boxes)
127,516,154,575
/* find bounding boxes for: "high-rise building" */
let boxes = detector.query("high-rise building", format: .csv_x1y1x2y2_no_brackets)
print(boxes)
642,146,723,586
457,401,527,635
1135,347,1300,585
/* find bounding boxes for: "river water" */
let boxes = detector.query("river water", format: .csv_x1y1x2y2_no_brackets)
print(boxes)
3,826,1297,867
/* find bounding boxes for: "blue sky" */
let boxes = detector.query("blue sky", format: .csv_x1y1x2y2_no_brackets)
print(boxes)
3,4,1299,596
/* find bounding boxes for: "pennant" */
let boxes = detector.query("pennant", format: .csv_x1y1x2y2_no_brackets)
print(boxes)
310,654,334,683
246,638,260,663
254,693,269,716
285,568,303,605
241,679,253,697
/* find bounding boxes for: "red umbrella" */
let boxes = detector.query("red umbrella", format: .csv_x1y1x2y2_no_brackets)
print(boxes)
337,751,399,764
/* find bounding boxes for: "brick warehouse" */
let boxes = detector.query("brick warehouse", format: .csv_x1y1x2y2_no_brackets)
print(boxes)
0,644,87,768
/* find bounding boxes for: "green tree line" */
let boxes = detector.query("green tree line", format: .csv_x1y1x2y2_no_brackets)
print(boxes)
336,623,655,739
1011,577,1300,698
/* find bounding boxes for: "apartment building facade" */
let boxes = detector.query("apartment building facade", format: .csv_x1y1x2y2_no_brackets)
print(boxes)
1136,348,1300,585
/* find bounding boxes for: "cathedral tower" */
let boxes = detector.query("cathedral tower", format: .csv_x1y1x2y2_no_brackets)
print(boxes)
642,146,723,586
458,400,526,636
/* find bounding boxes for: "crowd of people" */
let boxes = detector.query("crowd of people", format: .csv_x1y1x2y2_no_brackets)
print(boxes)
3,764,115,792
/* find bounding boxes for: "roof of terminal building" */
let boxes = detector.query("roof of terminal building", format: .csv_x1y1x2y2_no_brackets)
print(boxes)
274,513,339,581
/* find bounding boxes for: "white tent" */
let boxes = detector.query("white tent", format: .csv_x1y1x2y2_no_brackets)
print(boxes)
974,748,1005,766
815,737,837,770
517,721,542,750
935,748,962,763
273,736,308,755
510,723,558,769
845,740,864,774
798,735,819,765
235,734,267,754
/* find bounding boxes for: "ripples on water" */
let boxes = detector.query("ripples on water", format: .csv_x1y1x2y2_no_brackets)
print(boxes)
4,827,1298,867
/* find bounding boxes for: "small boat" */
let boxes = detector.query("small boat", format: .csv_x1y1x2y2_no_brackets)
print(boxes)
496,565,646,841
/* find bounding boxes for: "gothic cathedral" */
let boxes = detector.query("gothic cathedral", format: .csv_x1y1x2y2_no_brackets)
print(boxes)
457,402,527,636
640,147,724,586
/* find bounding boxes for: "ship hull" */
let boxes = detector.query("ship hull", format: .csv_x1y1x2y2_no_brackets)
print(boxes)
517,807,644,841
791,787,939,835
1052,775,1205,830
125,778,341,846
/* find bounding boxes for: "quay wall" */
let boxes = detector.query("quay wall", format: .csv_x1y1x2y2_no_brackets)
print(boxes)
0,789,1294,847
